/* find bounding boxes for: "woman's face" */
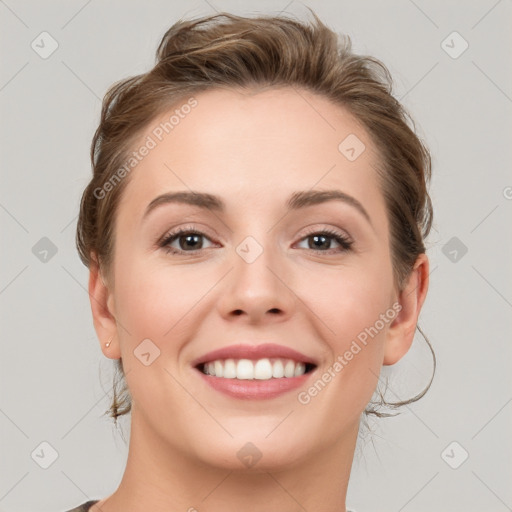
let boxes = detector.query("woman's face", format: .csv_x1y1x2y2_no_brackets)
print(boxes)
95,87,420,470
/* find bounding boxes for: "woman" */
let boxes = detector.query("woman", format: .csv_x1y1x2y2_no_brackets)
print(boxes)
71,9,434,512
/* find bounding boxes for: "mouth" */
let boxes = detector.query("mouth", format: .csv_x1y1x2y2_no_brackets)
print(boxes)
191,343,318,399
195,358,317,380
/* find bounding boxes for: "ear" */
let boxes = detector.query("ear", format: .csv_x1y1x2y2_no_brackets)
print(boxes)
88,255,121,359
383,253,429,366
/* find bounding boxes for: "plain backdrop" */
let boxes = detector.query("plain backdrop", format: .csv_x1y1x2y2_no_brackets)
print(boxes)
1,1,511,511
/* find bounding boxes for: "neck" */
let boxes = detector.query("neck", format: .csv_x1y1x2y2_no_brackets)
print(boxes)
96,412,359,512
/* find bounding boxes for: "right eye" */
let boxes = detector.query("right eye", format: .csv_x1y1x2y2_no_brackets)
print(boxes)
159,228,217,255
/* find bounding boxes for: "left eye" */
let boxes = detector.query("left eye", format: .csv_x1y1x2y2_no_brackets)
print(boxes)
296,230,353,252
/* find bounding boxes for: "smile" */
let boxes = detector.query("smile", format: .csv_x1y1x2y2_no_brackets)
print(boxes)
199,358,316,380
192,343,318,399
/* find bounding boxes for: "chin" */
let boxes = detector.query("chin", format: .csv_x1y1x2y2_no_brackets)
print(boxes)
202,445,309,473
187,428,315,472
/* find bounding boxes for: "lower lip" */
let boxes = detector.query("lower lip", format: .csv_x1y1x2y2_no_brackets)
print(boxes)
195,368,315,400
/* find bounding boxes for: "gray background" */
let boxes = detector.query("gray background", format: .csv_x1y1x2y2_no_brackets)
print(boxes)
1,1,511,511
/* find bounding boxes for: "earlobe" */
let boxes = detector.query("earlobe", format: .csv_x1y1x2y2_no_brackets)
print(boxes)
88,259,121,359
383,254,429,366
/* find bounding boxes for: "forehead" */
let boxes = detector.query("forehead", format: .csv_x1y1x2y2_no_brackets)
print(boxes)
118,86,385,221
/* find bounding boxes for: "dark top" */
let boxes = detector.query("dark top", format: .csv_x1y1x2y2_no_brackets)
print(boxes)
65,500,99,512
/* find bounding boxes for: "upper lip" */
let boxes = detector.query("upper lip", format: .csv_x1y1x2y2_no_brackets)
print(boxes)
191,343,318,367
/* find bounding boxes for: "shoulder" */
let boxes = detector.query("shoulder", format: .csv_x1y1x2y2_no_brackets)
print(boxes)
64,499,100,512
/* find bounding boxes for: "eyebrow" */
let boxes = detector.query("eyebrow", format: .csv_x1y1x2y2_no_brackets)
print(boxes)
142,189,372,226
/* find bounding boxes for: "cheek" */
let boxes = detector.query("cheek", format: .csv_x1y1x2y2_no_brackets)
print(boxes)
111,258,205,414
113,269,166,337
296,261,394,343
297,272,392,411
113,253,219,355
295,260,393,401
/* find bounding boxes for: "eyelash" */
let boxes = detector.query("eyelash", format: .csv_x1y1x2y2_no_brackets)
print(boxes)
158,224,353,256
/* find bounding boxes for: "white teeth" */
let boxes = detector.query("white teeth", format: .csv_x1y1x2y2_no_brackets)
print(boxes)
236,359,254,380
254,359,273,380
214,360,223,378
223,359,237,378
201,358,310,380
284,360,295,378
294,362,305,377
272,359,284,378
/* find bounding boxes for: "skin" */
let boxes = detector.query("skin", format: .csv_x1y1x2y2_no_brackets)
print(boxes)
89,86,429,512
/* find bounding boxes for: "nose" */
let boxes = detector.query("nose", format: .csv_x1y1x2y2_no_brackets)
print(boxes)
217,237,296,325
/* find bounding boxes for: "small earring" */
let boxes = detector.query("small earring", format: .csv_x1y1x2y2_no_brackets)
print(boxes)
105,335,114,348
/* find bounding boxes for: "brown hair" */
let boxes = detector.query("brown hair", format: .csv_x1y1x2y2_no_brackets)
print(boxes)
76,10,435,424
